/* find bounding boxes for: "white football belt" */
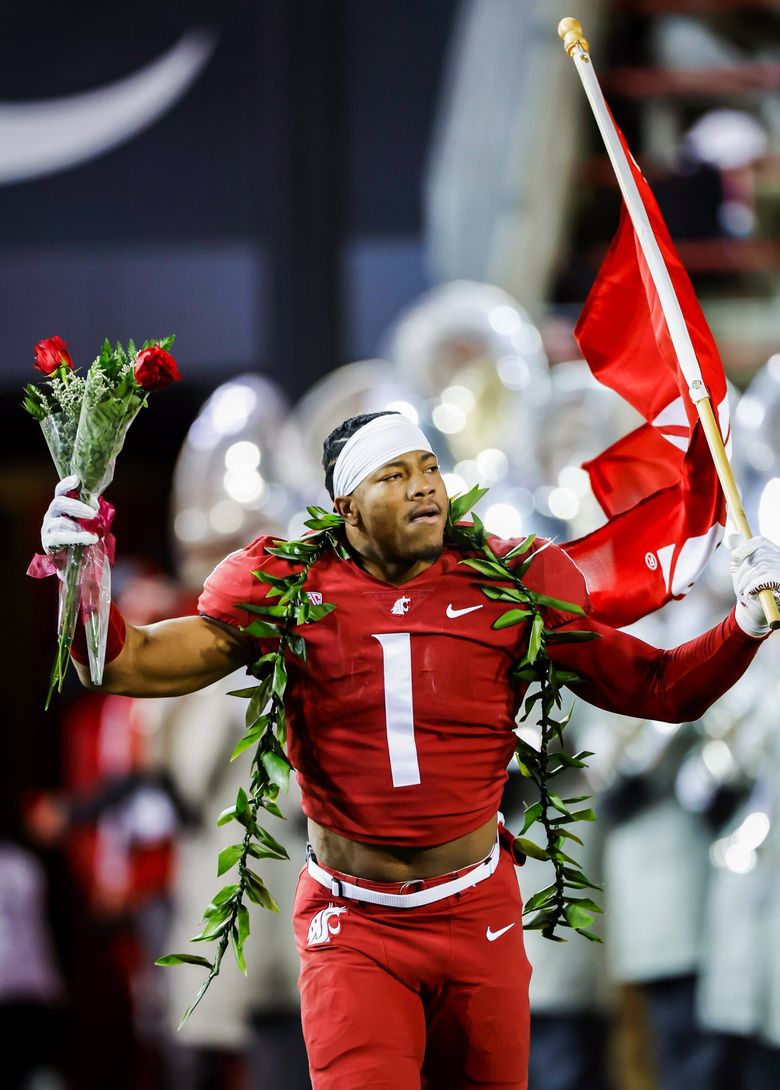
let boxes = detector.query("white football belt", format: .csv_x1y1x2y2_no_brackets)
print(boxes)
306,833,501,909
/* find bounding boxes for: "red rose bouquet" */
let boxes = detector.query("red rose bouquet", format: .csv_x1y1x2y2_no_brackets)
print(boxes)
24,335,180,704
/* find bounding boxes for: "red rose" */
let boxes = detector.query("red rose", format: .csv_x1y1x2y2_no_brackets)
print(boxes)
134,345,181,391
34,336,73,375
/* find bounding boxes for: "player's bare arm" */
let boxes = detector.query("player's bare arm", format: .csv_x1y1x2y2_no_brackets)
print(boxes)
71,613,254,698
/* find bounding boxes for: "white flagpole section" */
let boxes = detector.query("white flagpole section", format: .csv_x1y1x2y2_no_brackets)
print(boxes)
558,17,780,628
559,22,707,401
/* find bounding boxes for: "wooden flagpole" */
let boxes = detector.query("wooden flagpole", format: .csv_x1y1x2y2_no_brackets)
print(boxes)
558,16,779,628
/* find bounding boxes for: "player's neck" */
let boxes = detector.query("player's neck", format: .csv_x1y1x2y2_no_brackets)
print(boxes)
358,552,437,586
344,530,440,586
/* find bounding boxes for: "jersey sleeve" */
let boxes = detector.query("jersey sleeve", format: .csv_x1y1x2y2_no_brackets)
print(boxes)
495,537,591,628
548,607,766,723
197,535,279,634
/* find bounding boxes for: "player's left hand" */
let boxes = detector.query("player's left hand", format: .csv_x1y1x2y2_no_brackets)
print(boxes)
728,534,780,638
41,474,99,555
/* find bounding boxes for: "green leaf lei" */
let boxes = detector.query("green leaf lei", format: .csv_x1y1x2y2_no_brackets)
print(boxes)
447,487,603,943
160,487,603,1024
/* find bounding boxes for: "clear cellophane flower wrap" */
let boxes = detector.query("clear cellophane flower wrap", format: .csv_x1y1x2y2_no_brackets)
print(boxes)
23,352,85,705
38,410,86,697
63,363,147,687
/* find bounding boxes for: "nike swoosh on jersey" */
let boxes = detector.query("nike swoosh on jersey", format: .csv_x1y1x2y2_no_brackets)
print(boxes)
486,923,515,942
446,603,484,618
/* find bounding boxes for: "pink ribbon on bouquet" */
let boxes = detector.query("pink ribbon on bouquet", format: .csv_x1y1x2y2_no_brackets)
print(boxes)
27,497,117,579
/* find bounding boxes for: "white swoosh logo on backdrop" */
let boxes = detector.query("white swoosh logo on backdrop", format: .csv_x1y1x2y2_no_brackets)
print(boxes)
0,28,217,184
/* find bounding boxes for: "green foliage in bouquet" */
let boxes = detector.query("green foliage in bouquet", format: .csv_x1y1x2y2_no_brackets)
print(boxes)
73,335,177,501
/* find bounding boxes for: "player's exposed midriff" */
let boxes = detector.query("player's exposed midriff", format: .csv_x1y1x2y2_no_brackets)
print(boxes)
307,812,498,883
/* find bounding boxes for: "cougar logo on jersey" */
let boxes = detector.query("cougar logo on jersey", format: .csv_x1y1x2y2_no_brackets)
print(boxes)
391,595,411,615
307,903,348,946
306,591,323,606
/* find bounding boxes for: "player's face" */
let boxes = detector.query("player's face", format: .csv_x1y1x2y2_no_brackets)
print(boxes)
342,450,448,568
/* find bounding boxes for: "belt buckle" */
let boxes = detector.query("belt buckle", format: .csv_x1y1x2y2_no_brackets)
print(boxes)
399,878,425,895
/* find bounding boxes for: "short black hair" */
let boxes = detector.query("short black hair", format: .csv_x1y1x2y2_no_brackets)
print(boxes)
322,411,400,499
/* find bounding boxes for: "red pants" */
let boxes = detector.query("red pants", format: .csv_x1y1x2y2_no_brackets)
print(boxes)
293,843,532,1090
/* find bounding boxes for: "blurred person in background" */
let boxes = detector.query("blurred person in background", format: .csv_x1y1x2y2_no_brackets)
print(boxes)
593,397,780,1090
503,362,620,1090
144,378,311,1090
597,602,729,1090
25,567,194,1090
34,404,780,1090
502,710,611,1090
137,590,310,1090
693,361,780,1090
0,792,67,1090
149,668,310,1090
695,612,780,1090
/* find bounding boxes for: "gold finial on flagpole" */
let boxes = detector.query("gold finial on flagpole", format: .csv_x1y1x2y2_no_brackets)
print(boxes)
558,17,590,57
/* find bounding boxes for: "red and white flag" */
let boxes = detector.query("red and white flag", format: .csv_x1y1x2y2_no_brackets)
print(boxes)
563,124,729,628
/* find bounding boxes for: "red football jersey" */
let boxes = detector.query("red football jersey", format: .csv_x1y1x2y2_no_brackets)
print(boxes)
198,535,762,846
198,536,588,845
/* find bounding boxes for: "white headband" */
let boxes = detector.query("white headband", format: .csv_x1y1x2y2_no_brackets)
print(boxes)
332,414,434,497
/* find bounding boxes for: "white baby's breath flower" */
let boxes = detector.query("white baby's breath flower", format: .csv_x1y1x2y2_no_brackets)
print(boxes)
50,373,86,417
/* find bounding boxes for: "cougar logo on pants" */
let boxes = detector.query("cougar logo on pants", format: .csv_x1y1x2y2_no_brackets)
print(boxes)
307,903,348,946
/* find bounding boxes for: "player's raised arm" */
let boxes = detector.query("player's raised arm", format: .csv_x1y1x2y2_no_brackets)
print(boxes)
39,475,254,698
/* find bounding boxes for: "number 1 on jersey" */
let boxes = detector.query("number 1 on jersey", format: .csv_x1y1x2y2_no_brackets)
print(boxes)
371,632,421,787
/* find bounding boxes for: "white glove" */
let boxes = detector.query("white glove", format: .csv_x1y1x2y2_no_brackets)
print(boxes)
728,533,780,638
41,474,99,554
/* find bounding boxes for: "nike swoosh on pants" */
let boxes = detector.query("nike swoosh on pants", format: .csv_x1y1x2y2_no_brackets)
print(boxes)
486,923,515,942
